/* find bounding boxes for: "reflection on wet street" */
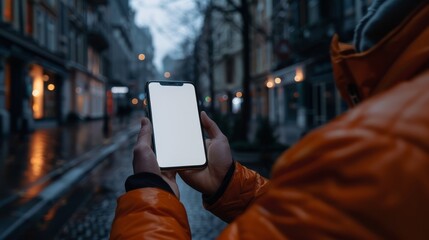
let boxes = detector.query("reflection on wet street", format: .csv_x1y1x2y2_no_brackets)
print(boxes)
0,115,142,205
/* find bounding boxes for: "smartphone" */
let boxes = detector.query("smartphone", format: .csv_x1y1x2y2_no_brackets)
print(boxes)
145,80,207,170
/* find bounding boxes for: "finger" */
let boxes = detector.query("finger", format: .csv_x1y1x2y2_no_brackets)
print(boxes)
137,118,152,146
201,111,223,139
133,144,160,174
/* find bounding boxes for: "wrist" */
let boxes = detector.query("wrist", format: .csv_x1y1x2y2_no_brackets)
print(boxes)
203,161,236,205
125,172,175,195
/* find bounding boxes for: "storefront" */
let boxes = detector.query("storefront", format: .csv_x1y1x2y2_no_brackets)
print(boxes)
70,69,105,119
30,64,59,120
266,63,308,144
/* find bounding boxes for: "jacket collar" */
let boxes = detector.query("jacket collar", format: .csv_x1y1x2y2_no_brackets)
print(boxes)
330,3,429,107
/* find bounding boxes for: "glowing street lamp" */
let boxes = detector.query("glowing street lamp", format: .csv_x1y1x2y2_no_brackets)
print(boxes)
47,84,55,91
266,80,274,89
164,71,171,79
138,53,146,61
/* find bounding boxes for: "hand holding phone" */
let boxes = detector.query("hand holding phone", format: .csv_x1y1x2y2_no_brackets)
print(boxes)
133,117,180,197
179,111,233,196
146,81,208,170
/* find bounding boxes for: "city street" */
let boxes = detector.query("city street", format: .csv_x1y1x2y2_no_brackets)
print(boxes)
0,113,142,207
0,110,272,239
0,112,143,239
54,136,229,240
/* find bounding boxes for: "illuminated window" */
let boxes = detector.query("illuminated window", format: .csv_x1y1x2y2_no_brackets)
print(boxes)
31,65,44,119
3,0,13,22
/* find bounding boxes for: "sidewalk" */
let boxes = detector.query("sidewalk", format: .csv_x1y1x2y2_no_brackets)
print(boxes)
0,111,144,239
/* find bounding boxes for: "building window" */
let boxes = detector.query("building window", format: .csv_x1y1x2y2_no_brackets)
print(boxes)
25,0,33,35
47,17,56,52
36,9,45,46
69,29,76,61
344,0,356,30
77,34,84,65
308,0,320,25
3,0,13,22
88,47,100,75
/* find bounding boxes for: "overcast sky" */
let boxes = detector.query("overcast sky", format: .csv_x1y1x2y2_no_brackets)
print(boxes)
130,0,203,72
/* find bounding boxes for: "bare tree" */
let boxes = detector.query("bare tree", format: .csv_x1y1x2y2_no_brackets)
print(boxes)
197,0,270,141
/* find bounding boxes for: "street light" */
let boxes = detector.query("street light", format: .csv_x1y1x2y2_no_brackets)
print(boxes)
164,71,171,79
138,53,146,61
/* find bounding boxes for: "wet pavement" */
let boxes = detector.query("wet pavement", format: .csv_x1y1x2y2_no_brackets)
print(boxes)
51,138,272,239
0,112,143,216
0,113,142,207
0,110,273,239
54,137,229,240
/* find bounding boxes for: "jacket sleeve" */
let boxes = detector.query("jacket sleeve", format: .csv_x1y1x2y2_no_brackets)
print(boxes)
110,188,191,240
204,161,269,222
214,117,429,239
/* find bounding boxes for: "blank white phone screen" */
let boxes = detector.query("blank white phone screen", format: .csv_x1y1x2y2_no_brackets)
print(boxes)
148,82,206,168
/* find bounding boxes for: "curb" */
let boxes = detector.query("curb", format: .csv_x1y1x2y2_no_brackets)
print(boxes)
0,126,140,240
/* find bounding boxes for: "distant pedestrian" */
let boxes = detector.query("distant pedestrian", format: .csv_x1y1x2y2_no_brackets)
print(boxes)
111,1,429,239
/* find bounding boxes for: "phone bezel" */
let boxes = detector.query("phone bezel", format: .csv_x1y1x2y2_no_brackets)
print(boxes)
145,80,208,171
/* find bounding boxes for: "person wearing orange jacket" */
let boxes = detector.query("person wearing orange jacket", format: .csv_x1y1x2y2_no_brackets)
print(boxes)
111,0,429,239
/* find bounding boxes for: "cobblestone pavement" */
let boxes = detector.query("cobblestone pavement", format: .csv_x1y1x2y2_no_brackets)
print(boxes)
55,138,229,239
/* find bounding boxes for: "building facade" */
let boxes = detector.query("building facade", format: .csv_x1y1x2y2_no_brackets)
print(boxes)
0,0,68,134
130,24,157,103
0,0,155,135
265,0,373,144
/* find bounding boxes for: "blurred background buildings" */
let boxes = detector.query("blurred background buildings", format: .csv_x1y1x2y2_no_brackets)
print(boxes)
186,0,374,144
0,0,158,135
0,0,376,145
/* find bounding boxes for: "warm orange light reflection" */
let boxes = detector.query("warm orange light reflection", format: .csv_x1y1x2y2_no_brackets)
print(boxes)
28,132,45,182
236,92,243,98
294,67,304,82
131,98,138,105
143,99,148,106
138,53,146,61
31,65,44,119
43,74,49,81
23,131,48,199
274,77,282,84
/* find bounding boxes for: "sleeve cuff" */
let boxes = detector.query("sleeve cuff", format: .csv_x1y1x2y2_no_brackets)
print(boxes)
125,172,174,195
203,161,236,205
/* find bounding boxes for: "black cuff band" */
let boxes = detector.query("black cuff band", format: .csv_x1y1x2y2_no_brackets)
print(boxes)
125,172,174,195
203,161,236,205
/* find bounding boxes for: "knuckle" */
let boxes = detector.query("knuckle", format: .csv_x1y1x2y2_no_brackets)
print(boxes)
133,143,151,156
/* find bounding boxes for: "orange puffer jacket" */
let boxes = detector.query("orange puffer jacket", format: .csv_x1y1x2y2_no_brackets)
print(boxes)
111,3,429,240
